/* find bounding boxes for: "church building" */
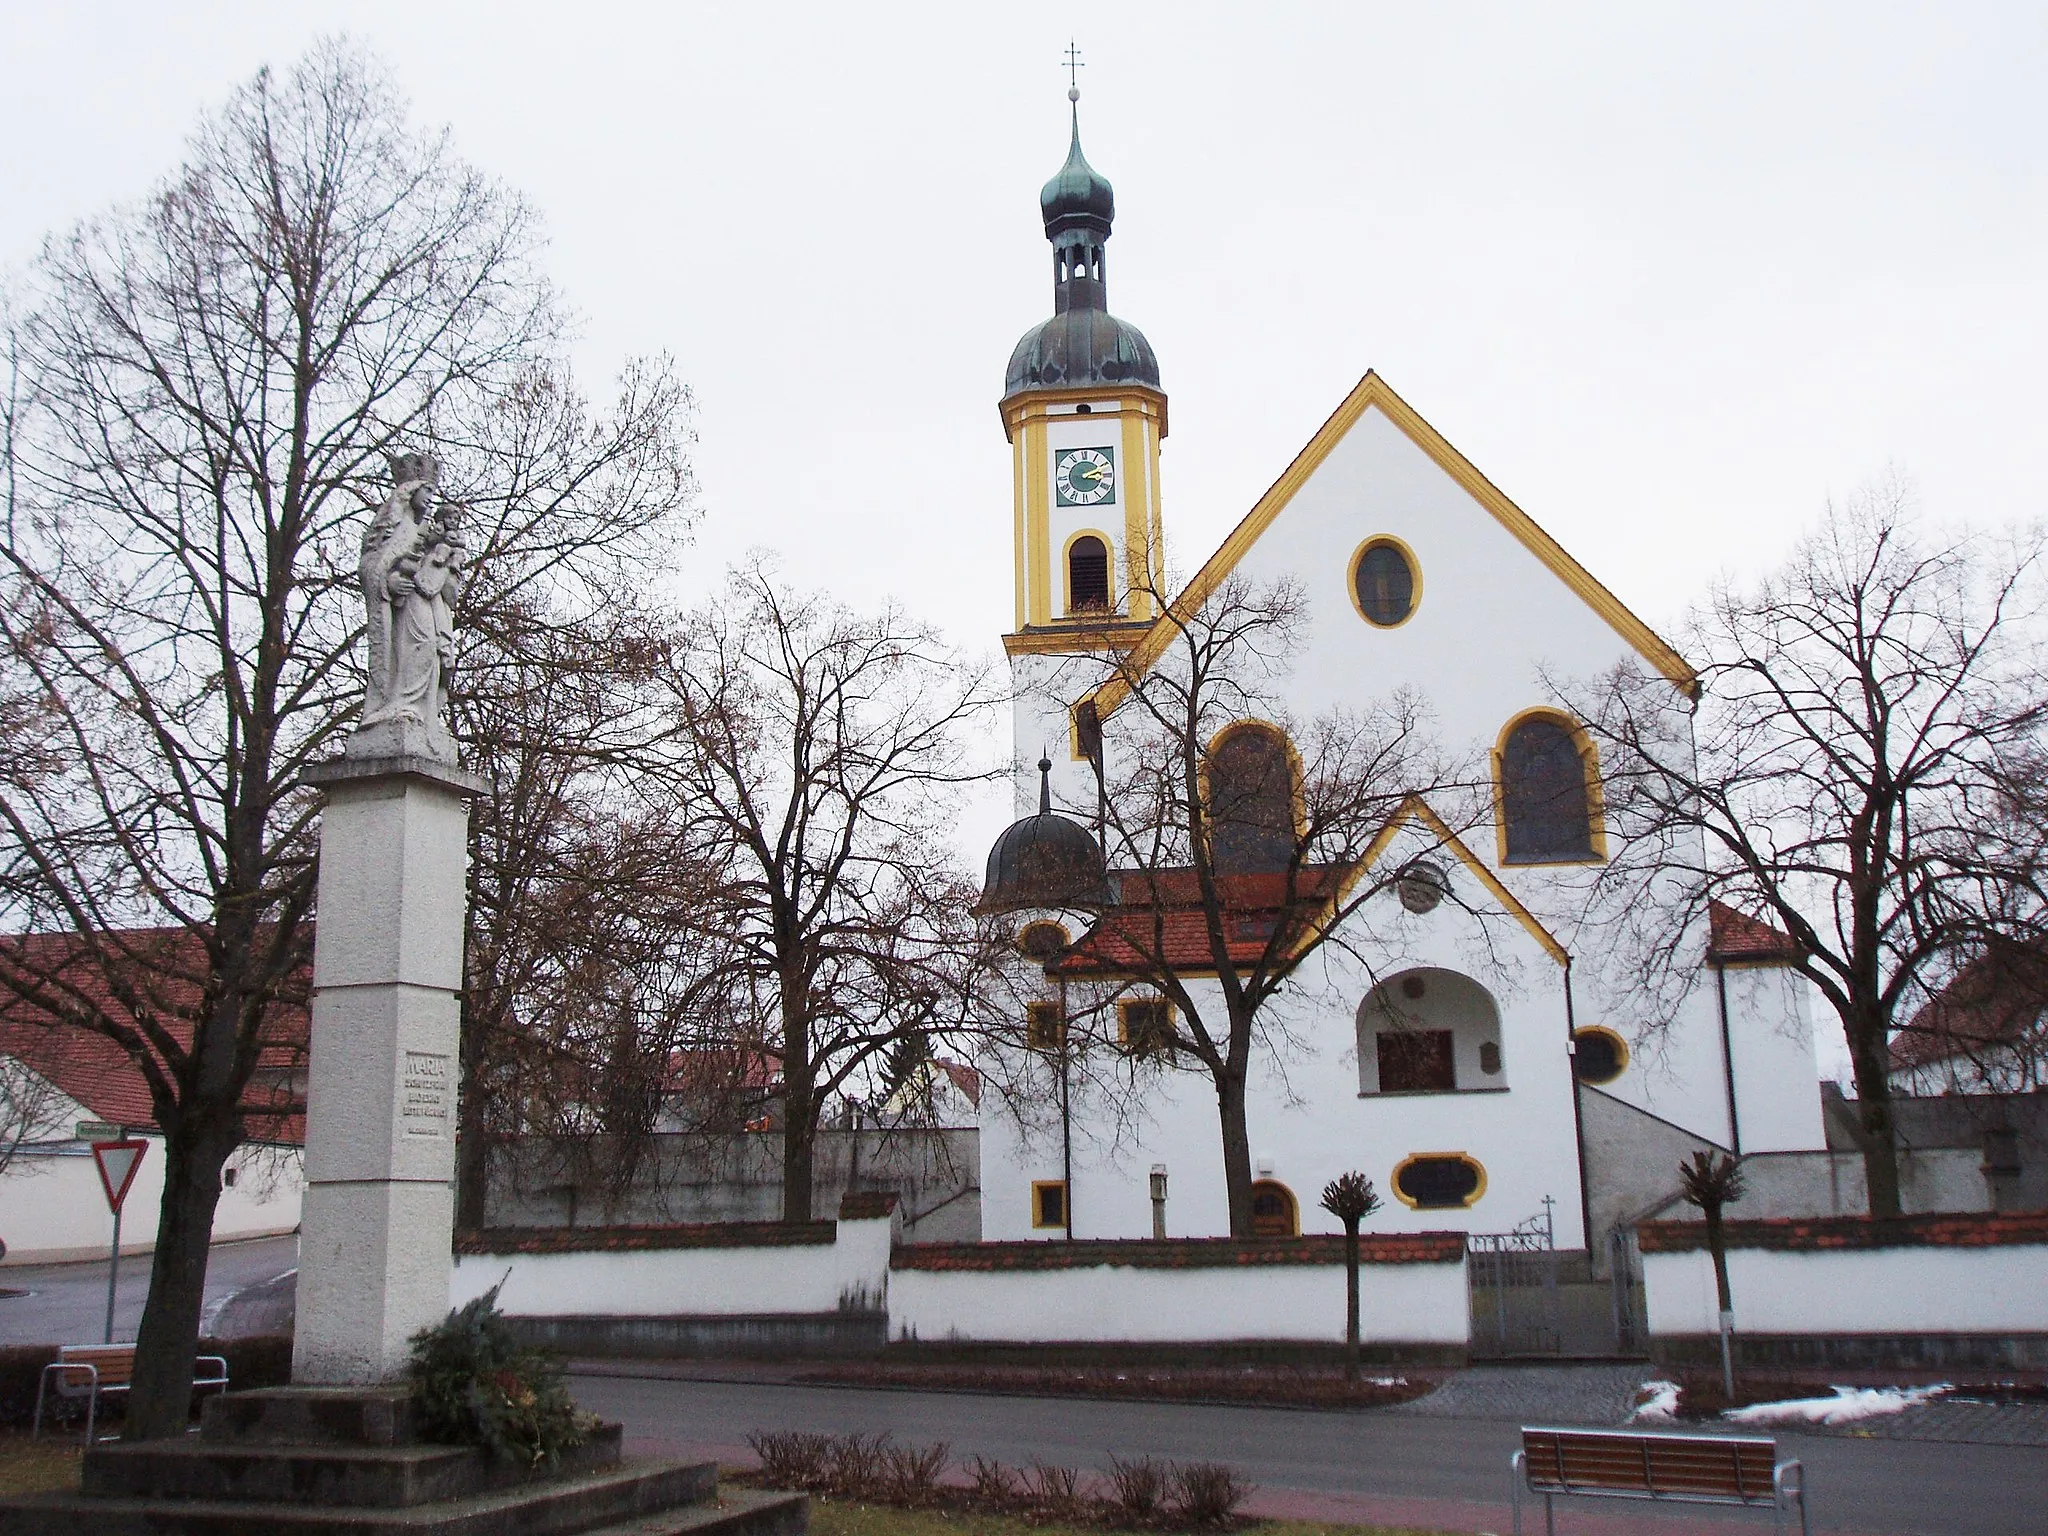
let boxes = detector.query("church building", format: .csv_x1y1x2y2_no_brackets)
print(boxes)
972,97,1826,1257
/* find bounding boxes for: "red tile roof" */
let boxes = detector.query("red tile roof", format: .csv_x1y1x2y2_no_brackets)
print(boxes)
0,927,307,1145
1639,1210,2048,1253
1055,867,1347,977
1889,944,2048,1073
1707,901,1801,963
890,1232,1467,1271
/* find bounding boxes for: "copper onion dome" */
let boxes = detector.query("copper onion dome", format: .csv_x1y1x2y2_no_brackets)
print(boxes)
975,759,1113,914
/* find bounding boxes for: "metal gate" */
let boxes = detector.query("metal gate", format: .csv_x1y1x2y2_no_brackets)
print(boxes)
1468,1201,1562,1357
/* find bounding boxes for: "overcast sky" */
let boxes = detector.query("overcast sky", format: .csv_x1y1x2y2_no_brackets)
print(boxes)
7,3,2045,1075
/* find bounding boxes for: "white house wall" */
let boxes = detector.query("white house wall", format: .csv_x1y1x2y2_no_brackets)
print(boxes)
0,1133,303,1264
1720,965,1827,1153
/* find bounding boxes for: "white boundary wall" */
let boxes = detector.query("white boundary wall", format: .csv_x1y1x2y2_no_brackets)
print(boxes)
451,1213,895,1317
891,1250,1469,1345
1645,1242,2048,1336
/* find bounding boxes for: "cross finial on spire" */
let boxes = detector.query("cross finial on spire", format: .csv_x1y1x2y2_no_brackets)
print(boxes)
1064,40,1084,103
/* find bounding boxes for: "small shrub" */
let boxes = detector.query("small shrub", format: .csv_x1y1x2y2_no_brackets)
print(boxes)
1105,1454,1168,1522
405,1282,594,1468
748,1429,833,1489
883,1440,949,1501
1026,1459,1084,1518
966,1454,1019,1506
1172,1461,1252,1527
824,1431,893,1498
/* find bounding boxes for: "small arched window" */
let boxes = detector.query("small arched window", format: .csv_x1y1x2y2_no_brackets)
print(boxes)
1249,1180,1298,1237
1207,724,1296,875
1499,714,1598,864
1067,536,1110,612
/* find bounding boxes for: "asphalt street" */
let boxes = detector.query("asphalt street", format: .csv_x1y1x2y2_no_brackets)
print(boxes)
568,1368,2048,1536
0,1233,298,1345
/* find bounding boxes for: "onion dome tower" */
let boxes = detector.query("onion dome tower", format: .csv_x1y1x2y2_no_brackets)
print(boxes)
1000,76,1168,647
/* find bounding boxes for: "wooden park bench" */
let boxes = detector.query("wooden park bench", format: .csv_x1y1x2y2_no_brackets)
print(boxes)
1512,1425,1808,1535
32,1343,229,1443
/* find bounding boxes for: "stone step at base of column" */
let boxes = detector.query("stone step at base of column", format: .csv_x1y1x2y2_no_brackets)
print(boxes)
0,1455,746,1536
81,1423,632,1508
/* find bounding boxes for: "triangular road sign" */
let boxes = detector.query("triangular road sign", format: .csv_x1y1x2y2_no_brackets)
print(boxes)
91,1139,147,1214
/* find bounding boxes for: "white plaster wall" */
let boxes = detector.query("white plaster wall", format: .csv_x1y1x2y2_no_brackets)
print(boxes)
1722,966,1828,1153
0,1136,303,1264
1643,1244,2048,1335
891,1256,1468,1344
980,836,1592,1248
451,1213,896,1318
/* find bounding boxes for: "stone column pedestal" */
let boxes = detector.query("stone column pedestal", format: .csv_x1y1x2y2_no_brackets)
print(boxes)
293,753,488,1386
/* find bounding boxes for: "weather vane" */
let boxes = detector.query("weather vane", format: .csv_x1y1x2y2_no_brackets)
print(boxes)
1064,40,1084,103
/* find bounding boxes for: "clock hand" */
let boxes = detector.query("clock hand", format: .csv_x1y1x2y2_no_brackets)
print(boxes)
1079,467,1105,480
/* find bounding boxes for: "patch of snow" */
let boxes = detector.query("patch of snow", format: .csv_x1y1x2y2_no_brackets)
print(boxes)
1631,1379,1682,1422
1725,1384,1951,1426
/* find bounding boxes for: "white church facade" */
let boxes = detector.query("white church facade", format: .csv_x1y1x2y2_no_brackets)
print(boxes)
970,105,1826,1255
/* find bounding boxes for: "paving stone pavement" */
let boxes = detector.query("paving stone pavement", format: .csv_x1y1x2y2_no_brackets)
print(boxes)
1788,1396,2048,1446
1389,1362,1649,1424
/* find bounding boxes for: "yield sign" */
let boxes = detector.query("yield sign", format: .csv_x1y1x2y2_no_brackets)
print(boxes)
91,1139,147,1214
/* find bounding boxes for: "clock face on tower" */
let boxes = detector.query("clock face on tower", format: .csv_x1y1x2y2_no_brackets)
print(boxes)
1055,446,1117,507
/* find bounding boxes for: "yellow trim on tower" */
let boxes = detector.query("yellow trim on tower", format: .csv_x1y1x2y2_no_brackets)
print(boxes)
1025,418,1051,626
1121,407,1152,621
1490,707,1610,867
1000,384,1169,443
1012,429,1027,631
1081,372,1696,720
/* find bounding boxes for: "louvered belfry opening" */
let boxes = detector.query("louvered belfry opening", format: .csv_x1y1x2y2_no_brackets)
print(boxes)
1068,535,1111,612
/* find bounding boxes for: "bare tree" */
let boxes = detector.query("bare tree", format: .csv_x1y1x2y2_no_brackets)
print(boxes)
1576,482,2048,1217
1043,573,1476,1237
1676,1150,1746,1398
0,42,690,1435
0,1056,66,1182
656,561,1001,1220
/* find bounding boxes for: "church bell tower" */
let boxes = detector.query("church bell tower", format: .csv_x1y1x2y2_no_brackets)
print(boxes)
1001,85,1167,654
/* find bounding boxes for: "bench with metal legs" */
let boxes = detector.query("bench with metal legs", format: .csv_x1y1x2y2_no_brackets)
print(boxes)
1511,1425,1808,1535
33,1344,229,1443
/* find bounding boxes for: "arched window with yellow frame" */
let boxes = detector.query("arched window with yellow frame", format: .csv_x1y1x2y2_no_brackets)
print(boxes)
1064,531,1113,614
1204,722,1300,876
1494,709,1606,865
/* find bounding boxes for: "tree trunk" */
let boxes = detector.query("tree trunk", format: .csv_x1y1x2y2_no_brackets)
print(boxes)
1343,1225,1361,1382
781,1111,814,1223
1845,1011,1904,1217
1217,1072,1255,1238
125,1118,235,1439
453,1000,492,1232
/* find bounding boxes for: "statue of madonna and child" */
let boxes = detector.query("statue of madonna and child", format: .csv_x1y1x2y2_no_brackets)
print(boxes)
347,452,470,764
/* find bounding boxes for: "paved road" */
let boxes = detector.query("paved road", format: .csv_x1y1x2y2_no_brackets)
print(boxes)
0,1234,297,1345
568,1368,2048,1536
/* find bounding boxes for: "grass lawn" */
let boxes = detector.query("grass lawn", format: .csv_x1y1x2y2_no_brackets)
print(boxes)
810,1498,1453,1536
0,1434,83,1497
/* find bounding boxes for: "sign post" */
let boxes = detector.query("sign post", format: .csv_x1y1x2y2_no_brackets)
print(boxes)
90,1137,147,1345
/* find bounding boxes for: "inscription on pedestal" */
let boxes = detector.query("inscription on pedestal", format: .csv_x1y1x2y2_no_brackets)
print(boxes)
401,1051,451,1136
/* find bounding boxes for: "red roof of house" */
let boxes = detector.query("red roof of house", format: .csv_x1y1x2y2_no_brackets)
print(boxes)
1055,867,1347,977
934,1057,981,1109
1889,943,2048,1073
1707,901,1800,963
0,927,307,1145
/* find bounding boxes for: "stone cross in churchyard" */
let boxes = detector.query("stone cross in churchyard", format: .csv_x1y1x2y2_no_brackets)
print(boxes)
295,453,488,1385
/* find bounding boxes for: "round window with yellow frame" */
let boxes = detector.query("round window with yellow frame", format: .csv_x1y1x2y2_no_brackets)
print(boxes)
1350,536,1420,628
